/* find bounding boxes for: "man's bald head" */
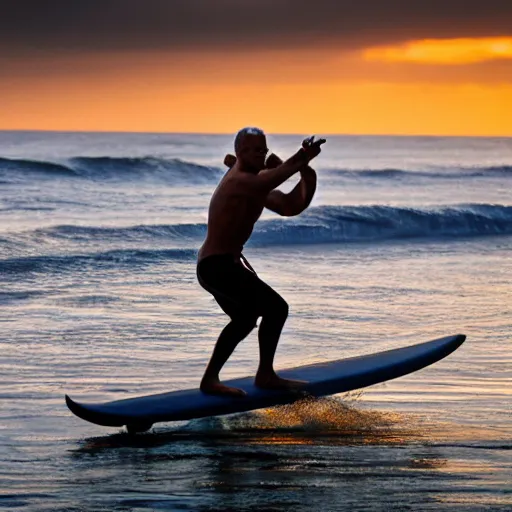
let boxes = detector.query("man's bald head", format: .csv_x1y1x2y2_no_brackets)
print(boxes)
234,127,265,153
233,127,268,173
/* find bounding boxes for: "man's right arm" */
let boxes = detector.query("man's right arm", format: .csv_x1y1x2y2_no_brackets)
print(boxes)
242,137,326,193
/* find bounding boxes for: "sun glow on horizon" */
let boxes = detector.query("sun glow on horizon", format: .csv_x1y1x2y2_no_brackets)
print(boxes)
1,36,511,136
364,37,512,65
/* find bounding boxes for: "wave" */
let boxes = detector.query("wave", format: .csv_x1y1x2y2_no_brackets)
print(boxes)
37,223,207,241
5,203,511,252
469,165,512,177
0,206,55,212
2,204,510,275
0,157,76,177
3,154,510,185
0,156,223,184
251,204,512,245
329,165,512,180
70,156,222,183
0,248,197,275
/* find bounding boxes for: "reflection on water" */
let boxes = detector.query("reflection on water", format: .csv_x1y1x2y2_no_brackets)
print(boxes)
58,398,511,512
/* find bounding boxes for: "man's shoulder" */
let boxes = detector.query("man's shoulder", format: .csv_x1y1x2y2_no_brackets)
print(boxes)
224,167,257,186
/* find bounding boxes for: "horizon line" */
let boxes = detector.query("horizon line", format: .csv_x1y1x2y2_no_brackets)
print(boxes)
0,128,511,140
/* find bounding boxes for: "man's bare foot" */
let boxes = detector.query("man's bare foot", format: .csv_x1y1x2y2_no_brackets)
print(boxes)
200,380,247,398
254,373,307,391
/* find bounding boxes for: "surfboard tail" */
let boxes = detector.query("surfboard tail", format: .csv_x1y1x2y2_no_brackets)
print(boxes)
65,395,126,427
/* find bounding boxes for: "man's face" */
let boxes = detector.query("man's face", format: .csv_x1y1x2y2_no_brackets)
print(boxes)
238,134,268,172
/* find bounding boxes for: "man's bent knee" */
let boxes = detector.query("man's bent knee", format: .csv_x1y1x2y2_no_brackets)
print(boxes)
262,297,289,322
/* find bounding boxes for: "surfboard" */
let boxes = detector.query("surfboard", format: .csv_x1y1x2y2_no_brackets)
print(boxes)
66,334,465,432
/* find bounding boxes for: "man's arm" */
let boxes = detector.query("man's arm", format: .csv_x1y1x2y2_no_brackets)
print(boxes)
243,149,310,193
224,153,317,217
231,137,325,194
265,154,317,216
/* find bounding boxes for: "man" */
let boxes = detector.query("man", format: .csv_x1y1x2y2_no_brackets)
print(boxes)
197,127,326,397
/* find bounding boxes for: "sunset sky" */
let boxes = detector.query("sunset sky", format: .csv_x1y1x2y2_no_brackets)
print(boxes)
1,0,511,136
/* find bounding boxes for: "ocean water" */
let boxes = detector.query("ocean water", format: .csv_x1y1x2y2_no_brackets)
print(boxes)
0,131,510,511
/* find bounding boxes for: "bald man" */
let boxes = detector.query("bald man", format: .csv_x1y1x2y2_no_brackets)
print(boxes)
197,128,326,396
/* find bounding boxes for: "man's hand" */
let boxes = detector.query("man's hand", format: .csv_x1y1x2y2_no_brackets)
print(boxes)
265,153,282,169
301,135,326,162
224,153,281,169
224,154,236,168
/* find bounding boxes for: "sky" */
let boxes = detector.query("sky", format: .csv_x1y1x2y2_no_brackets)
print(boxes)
1,0,512,136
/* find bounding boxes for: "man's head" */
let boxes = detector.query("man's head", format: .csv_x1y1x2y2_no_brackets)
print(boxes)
234,127,268,173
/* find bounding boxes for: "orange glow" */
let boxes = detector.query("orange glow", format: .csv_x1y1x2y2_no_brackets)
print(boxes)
364,37,512,65
2,78,510,137
1,44,511,136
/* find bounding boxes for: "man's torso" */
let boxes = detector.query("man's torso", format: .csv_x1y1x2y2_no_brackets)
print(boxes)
198,167,266,261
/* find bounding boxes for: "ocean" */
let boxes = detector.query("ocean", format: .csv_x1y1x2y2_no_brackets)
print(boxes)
0,131,510,511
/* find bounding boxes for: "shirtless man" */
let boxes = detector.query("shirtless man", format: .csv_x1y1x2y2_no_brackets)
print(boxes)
197,127,326,396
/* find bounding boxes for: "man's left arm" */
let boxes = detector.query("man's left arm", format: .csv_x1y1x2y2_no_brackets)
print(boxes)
264,154,317,216
223,153,317,217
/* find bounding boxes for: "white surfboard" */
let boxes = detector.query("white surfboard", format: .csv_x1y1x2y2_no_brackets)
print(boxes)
66,334,465,432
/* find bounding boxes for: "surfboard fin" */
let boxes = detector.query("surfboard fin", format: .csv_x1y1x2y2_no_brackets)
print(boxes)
126,422,153,434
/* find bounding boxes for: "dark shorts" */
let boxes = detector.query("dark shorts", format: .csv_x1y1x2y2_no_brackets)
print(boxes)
197,254,287,321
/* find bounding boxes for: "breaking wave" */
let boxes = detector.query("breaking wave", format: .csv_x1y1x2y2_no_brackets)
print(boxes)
0,156,223,184
2,204,510,275
252,203,512,245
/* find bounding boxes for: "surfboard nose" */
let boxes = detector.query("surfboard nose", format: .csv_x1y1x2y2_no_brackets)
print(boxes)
454,334,466,346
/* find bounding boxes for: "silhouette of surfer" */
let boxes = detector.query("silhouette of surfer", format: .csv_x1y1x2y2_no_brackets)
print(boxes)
197,127,326,396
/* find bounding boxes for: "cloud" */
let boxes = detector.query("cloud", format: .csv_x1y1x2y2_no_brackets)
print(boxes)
365,37,512,65
1,0,512,57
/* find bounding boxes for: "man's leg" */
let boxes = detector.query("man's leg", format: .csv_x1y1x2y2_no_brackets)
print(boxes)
200,315,256,397
252,284,306,390
198,256,304,394
255,294,288,378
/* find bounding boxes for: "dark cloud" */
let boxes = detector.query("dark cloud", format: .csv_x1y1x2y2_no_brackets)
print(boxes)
1,0,512,57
